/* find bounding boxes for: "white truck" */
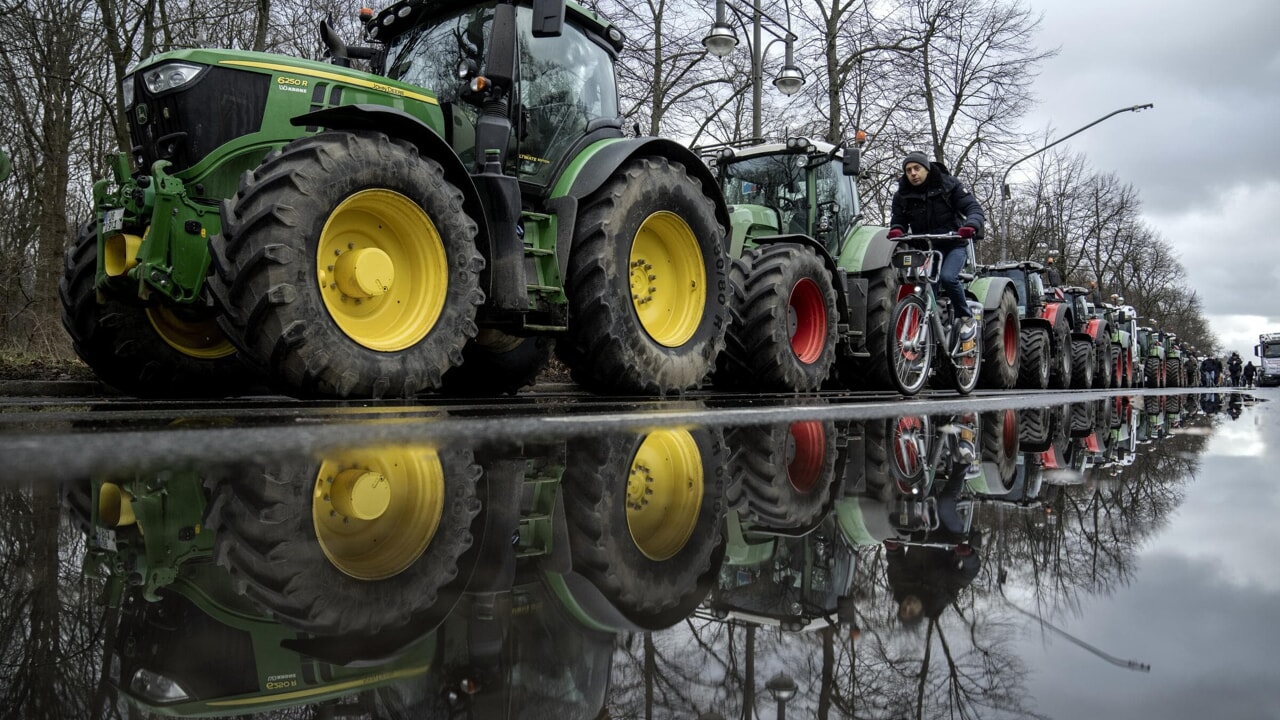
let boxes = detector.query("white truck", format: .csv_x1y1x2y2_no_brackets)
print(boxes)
1253,333,1280,387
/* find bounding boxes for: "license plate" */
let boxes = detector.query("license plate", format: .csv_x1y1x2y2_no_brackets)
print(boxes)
102,208,124,233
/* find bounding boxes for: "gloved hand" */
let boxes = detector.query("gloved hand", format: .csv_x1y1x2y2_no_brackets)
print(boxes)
887,228,903,240
957,226,975,239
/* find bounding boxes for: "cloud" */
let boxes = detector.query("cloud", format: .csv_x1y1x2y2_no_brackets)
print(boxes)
1020,0,1280,336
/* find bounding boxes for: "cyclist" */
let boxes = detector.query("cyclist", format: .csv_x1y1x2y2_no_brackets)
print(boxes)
886,151,986,348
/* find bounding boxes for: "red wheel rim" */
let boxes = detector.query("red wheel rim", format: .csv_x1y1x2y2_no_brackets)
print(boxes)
895,301,924,361
1001,408,1017,456
1003,316,1018,364
789,278,828,364
787,421,826,493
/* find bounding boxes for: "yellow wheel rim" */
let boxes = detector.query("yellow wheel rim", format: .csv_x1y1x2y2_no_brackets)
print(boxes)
312,447,445,580
147,306,237,359
317,189,447,351
626,429,704,561
629,211,706,347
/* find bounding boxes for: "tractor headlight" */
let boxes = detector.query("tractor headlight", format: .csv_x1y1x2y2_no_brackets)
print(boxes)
121,77,134,108
142,62,204,95
130,667,191,702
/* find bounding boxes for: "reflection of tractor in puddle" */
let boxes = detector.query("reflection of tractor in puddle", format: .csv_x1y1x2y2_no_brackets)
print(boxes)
703,409,1034,634
67,427,728,715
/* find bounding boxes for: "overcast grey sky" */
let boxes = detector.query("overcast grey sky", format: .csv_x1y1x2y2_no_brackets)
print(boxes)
1014,0,1280,358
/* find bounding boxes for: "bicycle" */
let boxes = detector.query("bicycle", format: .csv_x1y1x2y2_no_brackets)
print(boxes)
886,232,983,396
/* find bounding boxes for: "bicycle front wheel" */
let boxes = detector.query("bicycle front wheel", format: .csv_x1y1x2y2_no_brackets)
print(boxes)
888,294,932,396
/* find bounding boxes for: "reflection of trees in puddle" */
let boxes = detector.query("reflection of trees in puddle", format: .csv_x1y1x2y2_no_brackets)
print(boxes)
606,400,1215,719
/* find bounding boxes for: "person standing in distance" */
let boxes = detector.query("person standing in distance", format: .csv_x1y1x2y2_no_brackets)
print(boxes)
886,151,986,344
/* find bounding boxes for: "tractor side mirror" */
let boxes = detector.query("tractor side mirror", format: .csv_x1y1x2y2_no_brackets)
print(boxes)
531,0,565,37
842,145,861,177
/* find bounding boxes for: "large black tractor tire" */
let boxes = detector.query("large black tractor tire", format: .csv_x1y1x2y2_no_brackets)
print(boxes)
209,130,484,399
556,157,729,394
1094,342,1114,389
979,288,1020,389
206,445,481,636
1070,340,1095,389
833,268,897,390
1048,314,1073,389
717,244,837,391
1018,405,1052,452
440,332,554,395
1164,358,1182,388
1017,327,1051,389
712,256,751,390
1144,356,1164,388
562,427,726,623
727,420,837,530
59,221,255,398
981,409,1020,494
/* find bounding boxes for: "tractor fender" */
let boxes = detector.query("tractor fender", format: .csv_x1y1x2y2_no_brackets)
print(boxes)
548,137,730,284
967,275,1016,310
836,224,895,274
289,104,491,264
1021,316,1051,333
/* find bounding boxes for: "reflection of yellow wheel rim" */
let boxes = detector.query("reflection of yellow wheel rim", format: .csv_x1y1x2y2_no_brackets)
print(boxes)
626,429,703,561
317,189,447,351
629,211,706,347
147,306,237,359
312,447,444,580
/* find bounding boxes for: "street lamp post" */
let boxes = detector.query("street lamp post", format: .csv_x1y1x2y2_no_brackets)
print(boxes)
765,673,797,719
703,0,805,141
998,103,1154,262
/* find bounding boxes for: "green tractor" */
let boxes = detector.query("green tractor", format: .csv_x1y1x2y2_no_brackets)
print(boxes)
1135,325,1167,388
704,136,1017,392
62,1,729,399
70,425,727,714
976,260,1073,390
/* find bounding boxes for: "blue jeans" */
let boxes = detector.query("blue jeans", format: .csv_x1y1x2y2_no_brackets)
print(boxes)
935,242,972,320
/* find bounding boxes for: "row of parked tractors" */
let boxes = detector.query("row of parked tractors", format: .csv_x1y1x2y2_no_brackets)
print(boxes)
59,1,1193,400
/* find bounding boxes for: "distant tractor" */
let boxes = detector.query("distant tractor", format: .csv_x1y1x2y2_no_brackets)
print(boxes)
708,136,1017,392
1057,285,1114,389
62,1,729,399
976,260,1072,390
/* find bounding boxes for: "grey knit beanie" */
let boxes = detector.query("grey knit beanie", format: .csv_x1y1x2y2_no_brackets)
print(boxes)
902,151,930,172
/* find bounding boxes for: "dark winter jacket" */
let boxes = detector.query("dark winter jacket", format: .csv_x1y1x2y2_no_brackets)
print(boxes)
889,162,985,238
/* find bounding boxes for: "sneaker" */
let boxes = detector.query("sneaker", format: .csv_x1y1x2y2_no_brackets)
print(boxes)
958,317,978,340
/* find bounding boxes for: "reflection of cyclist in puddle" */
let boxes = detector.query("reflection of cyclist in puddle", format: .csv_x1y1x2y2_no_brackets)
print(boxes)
885,459,981,626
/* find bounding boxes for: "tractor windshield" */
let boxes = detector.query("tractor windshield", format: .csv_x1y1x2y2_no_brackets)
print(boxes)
1263,343,1280,358
382,3,619,185
722,155,807,234
722,151,857,249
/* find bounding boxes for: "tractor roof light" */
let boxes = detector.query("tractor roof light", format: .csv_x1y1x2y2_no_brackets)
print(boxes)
141,62,204,95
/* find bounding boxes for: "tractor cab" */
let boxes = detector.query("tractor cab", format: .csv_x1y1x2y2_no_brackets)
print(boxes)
709,136,862,257
372,1,625,186
980,260,1048,318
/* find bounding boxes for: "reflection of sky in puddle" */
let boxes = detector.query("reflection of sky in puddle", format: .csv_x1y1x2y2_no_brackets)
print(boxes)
1020,395,1280,720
